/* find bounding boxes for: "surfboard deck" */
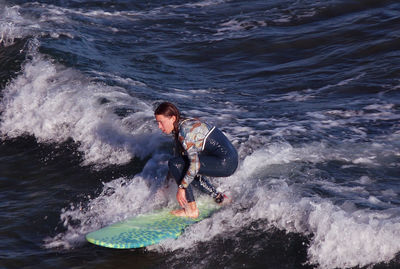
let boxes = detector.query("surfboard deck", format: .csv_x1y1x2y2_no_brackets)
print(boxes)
86,200,219,249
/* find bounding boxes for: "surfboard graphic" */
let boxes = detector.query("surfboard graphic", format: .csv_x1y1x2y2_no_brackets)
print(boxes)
86,202,220,249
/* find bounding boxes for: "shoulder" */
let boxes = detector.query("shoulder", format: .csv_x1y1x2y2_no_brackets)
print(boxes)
179,118,210,138
180,118,202,129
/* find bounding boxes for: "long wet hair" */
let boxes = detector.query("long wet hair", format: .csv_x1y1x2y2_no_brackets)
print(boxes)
154,102,183,153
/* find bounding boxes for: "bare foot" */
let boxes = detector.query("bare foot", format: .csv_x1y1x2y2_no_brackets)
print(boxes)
170,202,199,218
170,208,187,217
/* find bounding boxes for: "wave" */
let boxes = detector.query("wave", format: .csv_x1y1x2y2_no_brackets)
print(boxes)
0,37,28,89
43,137,400,268
2,1,400,268
0,5,27,46
2,31,398,269
0,41,162,167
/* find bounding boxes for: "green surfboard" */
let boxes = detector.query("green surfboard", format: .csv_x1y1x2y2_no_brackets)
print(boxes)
86,201,219,249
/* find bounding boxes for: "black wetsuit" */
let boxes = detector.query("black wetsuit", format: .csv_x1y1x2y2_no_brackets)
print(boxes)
168,119,238,202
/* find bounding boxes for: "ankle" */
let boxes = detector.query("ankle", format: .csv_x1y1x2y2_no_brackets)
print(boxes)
186,202,199,218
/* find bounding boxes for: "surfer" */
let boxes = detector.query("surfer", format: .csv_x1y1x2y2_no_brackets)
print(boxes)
155,102,238,218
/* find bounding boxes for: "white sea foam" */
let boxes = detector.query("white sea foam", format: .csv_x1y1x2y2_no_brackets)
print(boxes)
22,0,227,28
0,2,80,44
0,5,32,46
215,18,267,37
7,3,396,267
151,143,400,268
44,176,154,249
307,204,400,268
168,0,227,9
263,74,365,104
44,138,400,268
242,144,400,269
11,47,396,266
214,2,321,37
0,44,160,166
44,152,176,249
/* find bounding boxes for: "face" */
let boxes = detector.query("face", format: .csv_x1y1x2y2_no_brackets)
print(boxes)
155,114,176,134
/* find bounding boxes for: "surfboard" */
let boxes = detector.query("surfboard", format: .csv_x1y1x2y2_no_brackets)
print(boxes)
86,200,219,249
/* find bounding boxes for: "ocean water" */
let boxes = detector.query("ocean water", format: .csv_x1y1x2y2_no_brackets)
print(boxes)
1,0,400,268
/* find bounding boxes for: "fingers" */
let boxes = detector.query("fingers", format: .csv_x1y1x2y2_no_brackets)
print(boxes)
177,188,187,208
178,195,187,208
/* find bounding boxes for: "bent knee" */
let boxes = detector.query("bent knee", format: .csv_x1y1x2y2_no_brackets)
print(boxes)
222,156,238,176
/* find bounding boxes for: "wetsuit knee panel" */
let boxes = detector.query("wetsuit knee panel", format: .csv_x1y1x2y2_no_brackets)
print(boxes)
219,155,238,176
225,154,239,176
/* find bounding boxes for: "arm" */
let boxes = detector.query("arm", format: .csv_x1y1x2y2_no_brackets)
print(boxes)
180,149,200,188
176,140,199,208
179,120,209,188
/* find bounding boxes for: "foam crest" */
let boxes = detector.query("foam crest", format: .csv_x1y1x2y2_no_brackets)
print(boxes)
307,202,400,268
0,5,30,46
0,48,159,166
43,135,400,268
239,145,400,268
150,142,400,268
44,152,177,249
246,184,400,268
44,176,153,249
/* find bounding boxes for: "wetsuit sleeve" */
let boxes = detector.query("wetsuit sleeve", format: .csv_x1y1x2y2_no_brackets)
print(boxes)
181,149,200,188
179,121,208,188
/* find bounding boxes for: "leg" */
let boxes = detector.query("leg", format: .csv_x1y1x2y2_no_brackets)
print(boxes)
193,175,227,204
192,175,219,198
197,150,238,204
199,127,238,177
168,156,195,202
198,154,238,177
168,157,199,218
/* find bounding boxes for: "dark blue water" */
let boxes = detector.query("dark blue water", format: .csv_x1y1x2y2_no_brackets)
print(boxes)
1,0,400,268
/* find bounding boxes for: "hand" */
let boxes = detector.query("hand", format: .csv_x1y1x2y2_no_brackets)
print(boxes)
176,188,187,208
